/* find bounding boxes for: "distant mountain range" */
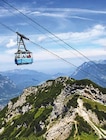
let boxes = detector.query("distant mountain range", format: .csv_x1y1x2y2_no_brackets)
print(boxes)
0,69,52,90
0,69,66,106
0,59,106,107
0,69,52,106
0,74,19,106
0,77,106,140
71,60,106,87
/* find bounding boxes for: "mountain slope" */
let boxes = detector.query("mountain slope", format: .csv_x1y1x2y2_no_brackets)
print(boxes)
0,77,106,140
71,60,106,87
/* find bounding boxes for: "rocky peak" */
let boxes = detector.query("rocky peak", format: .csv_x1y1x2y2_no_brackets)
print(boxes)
0,77,106,140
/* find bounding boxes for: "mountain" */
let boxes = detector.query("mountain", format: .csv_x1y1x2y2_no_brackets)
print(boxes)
0,69,52,107
71,60,106,87
0,77,106,140
0,69,71,107
0,69,52,91
0,74,19,107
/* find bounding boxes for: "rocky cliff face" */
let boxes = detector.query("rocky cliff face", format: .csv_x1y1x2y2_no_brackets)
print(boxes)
0,77,106,140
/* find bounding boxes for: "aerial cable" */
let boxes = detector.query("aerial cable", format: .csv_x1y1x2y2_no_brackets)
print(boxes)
26,40,106,86
0,22,15,33
0,22,76,67
1,0,104,76
0,1,88,66
1,0,92,60
0,3,48,35
0,2,72,50
0,22,105,86
29,40,76,67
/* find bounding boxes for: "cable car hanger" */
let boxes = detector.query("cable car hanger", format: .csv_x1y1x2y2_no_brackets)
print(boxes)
16,32,29,51
15,32,33,65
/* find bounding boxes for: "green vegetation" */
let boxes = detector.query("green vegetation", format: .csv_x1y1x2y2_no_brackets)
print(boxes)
83,97,106,112
66,78,106,94
11,96,19,104
0,105,52,139
66,78,75,85
0,106,7,118
0,77,106,140
102,124,106,130
0,106,7,128
79,133,98,140
75,115,93,134
75,79,106,94
67,115,98,140
17,134,46,140
67,94,79,108
34,108,45,119
93,109,106,121
83,97,106,121
0,134,45,140
27,80,63,108
84,102,106,121
0,79,62,140
67,132,98,140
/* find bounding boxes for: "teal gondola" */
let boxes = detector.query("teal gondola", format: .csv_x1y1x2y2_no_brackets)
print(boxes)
15,32,33,65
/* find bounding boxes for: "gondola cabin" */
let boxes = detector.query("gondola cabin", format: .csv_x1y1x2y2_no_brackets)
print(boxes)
15,50,33,65
15,32,33,65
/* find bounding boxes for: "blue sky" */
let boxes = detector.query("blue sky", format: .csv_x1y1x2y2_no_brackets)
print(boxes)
0,0,106,74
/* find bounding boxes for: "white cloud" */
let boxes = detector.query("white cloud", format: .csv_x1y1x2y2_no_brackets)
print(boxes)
0,23,106,66
32,12,67,18
32,47,106,61
93,38,106,50
6,39,17,48
93,38,106,45
27,7,106,21
29,9,92,21
37,36,46,42
63,24,105,42
6,48,17,54
29,7,106,14
80,48,106,57
1,6,106,20
38,24,106,44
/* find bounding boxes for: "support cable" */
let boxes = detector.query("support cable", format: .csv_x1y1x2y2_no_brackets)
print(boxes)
0,22,105,86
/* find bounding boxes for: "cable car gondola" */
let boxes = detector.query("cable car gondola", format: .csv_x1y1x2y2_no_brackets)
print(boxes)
15,32,33,65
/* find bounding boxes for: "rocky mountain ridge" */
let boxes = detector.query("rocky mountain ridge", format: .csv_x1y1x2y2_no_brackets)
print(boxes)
0,77,106,140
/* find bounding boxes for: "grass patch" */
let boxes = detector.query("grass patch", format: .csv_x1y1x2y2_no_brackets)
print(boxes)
67,132,98,140
80,132,98,140
82,97,106,112
34,108,45,119
75,115,93,134
0,105,7,118
83,97,106,121
33,82,63,108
